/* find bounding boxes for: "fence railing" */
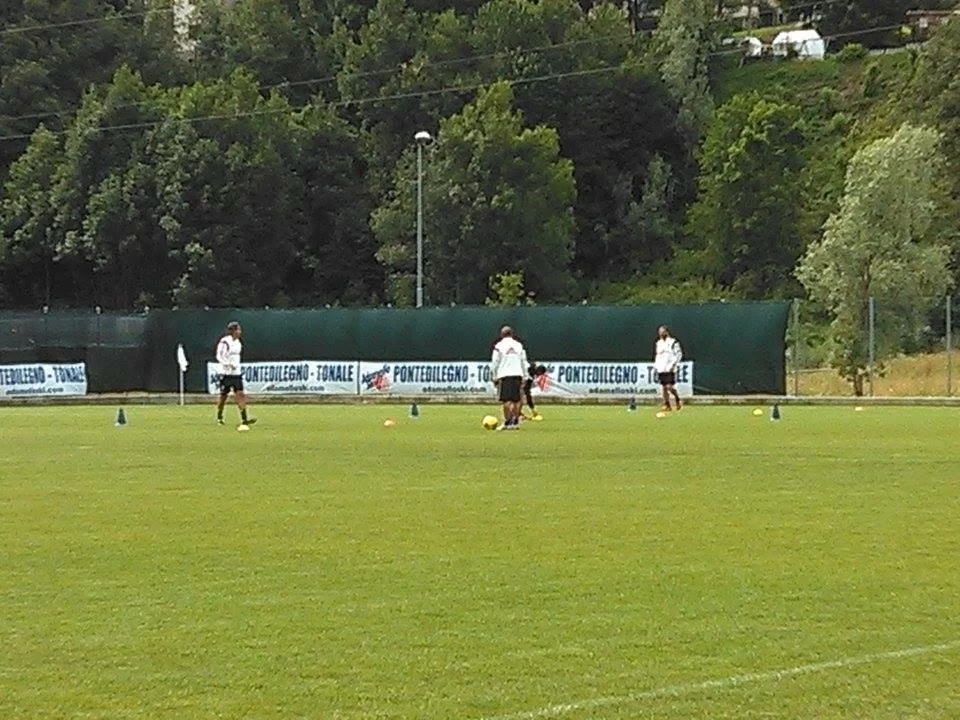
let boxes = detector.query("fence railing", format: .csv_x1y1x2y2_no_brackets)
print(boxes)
787,296,957,397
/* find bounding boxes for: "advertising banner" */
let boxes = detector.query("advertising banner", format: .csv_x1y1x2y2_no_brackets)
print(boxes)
533,361,694,398
358,360,694,397
358,361,495,396
206,361,358,395
0,363,88,397
203,360,694,397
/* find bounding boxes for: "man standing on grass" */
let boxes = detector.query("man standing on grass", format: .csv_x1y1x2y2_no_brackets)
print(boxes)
654,325,683,412
491,326,528,430
216,321,256,428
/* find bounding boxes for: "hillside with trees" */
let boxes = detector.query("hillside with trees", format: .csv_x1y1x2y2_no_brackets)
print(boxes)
1,1,959,329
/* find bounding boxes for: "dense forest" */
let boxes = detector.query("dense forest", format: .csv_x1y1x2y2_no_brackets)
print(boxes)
1,0,958,334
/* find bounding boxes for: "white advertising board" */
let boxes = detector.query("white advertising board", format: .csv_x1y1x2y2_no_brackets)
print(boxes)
206,361,358,395
0,363,88,397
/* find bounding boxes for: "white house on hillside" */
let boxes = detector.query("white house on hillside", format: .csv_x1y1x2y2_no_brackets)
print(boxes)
772,29,826,60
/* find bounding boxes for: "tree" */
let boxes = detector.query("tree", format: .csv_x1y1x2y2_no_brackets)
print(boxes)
0,64,382,309
159,72,370,308
0,0,182,178
587,153,678,279
485,271,534,306
909,16,960,286
651,0,714,143
190,0,332,103
782,0,955,47
911,18,960,166
558,69,684,279
686,93,807,298
372,81,576,306
796,124,952,395
0,126,65,306
136,0,190,86
471,2,683,280
45,65,172,307
285,102,383,306
336,0,428,170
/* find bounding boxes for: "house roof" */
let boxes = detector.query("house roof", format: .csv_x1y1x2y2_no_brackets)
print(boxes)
772,29,823,44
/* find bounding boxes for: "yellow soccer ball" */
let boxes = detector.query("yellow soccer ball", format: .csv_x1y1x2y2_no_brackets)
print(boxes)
482,415,499,430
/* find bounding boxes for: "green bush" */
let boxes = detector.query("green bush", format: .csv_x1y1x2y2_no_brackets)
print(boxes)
836,43,868,63
592,277,736,305
862,61,883,98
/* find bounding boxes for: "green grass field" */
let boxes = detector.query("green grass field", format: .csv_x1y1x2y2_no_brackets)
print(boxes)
1,404,958,719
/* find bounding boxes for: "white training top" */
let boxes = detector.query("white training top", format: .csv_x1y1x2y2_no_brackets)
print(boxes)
491,337,529,380
654,336,683,373
216,335,243,376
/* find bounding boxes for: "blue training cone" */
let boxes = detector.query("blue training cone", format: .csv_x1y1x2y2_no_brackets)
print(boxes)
409,402,420,418
627,396,637,412
115,408,127,427
770,404,781,422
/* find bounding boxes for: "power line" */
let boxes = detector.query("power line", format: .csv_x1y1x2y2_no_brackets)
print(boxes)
774,0,850,12
283,32,639,90
0,22,913,144
0,47,745,143
825,22,908,42
0,31,640,125
0,0,860,36
0,1,906,126
0,5,176,35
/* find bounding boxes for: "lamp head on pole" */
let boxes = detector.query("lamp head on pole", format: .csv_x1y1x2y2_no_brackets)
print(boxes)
414,130,433,145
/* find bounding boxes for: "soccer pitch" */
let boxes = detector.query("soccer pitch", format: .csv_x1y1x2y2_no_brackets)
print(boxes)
1,405,957,719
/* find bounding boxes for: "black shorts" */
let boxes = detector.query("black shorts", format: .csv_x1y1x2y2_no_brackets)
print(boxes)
219,374,244,393
498,376,523,402
658,372,677,386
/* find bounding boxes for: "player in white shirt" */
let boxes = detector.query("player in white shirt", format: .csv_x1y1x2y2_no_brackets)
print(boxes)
216,321,256,428
490,326,529,429
654,325,683,412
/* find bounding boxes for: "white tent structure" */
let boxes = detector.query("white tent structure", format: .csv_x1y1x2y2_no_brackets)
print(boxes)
772,29,826,60
741,36,764,58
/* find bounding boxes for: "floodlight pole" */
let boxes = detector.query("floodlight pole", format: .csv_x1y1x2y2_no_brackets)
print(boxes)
416,142,424,309
414,131,432,309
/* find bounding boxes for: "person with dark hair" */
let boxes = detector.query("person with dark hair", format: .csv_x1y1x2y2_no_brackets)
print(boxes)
521,362,547,421
216,321,256,428
654,325,683,412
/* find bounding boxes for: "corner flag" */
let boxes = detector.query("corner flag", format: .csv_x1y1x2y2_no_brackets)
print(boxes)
177,344,188,406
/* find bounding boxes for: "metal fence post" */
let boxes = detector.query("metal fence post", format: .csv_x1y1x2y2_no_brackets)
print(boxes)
947,295,953,397
868,296,875,397
792,299,800,397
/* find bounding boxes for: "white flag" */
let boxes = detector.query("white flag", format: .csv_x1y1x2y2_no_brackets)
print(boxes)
177,344,189,373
